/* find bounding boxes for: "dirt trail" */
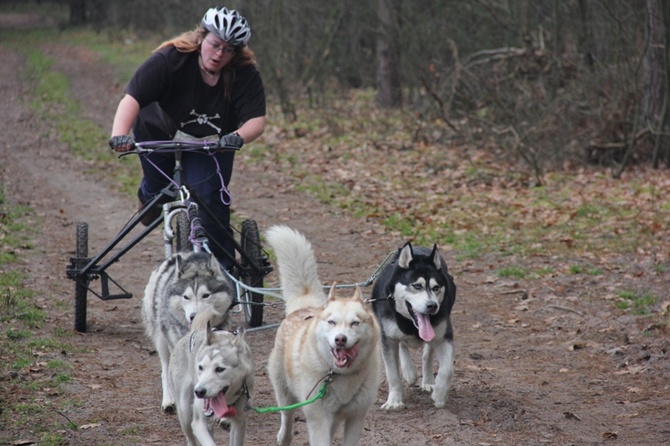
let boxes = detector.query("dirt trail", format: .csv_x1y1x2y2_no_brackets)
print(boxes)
1,25,669,446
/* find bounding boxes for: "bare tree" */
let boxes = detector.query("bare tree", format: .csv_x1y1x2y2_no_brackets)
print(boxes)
375,0,401,107
55,0,664,171
642,0,665,130
651,0,670,167
69,0,86,25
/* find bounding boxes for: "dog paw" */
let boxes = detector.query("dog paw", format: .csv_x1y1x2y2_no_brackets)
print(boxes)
277,428,292,445
402,371,418,385
431,393,448,408
161,403,176,414
218,418,231,432
420,383,435,393
381,400,406,410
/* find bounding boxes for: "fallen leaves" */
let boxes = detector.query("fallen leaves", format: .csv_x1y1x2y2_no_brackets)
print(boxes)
268,114,670,263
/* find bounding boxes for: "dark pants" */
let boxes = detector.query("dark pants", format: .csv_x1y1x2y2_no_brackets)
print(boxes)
138,151,236,269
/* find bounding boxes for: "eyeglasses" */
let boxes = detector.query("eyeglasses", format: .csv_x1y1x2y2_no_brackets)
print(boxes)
206,39,235,55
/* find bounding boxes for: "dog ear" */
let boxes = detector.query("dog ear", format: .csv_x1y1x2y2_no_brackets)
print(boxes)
175,254,184,277
327,282,338,301
353,284,364,302
231,327,245,345
397,242,414,269
430,244,443,270
207,253,224,276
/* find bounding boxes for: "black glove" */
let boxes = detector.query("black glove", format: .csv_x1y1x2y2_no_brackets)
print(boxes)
108,135,135,151
219,132,244,149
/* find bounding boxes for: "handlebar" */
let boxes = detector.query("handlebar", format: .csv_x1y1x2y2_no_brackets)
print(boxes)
119,139,240,157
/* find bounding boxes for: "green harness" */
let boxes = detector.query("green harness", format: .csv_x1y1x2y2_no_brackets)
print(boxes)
248,374,332,414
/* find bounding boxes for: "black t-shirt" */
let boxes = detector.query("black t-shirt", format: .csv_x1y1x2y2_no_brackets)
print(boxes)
125,46,266,141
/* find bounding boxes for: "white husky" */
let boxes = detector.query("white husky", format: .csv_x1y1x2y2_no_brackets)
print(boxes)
169,312,254,446
142,251,236,412
265,225,381,446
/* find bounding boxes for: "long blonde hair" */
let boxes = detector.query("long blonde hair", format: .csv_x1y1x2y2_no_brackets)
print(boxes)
154,25,257,98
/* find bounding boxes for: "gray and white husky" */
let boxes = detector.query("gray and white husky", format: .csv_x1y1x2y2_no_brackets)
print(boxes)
142,251,236,412
371,242,456,410
266,225,382,446
169,312,254,446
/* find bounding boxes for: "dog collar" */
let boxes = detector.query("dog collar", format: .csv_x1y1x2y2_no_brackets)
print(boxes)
363,293,394,304
236,381,256,411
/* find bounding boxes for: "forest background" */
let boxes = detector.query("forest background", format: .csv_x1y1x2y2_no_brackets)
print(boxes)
57,0,670,178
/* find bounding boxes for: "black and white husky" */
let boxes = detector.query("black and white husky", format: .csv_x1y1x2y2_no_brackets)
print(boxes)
142,251,236,412
371,242,456,410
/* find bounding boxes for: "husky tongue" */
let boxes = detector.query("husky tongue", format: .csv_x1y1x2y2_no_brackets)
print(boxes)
207,391,236,419
416,312,435,342
332,344,359,368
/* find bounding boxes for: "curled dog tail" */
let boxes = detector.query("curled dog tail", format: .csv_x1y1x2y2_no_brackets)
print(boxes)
191,309,216,332
266,225,326,314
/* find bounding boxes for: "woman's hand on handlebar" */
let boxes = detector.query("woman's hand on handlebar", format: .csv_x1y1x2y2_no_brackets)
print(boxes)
219,132,244,150
109,135,136,152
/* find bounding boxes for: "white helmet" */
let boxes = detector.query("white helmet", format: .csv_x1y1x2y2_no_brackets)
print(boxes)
201,7,251,46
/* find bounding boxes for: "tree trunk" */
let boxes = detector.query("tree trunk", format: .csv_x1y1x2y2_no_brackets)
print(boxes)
375,0,401,108
69,0,86,26
655,0,670,167
641,0,665,127
641,0,670,168
578,0,595,67
617,0,667,176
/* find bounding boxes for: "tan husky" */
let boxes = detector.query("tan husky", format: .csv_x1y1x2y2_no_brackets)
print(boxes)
265,225,382,446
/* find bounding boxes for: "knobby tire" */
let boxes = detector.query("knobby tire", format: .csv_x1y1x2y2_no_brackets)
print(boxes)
175,211,191,253
240,219,264,327
74,222,89,332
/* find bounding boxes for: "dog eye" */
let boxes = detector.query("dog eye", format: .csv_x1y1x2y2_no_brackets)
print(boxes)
215,367,225,373
202,293,210,299
351,321,360,327
328,320,335,325
198,365,203,371
412,283,423,291
432,285,440,292
183,295,191,300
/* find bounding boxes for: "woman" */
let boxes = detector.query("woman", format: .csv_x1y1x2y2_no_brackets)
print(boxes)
109,6,266,270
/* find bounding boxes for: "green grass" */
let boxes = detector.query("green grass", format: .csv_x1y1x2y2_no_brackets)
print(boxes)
615,290,658,315
22,45,112,154
498,266,527,279
0,186,77,440
569,264,584,274
37,432,69,446
568,264,603,275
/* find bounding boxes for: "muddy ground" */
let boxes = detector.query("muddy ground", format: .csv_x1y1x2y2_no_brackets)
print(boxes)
1,14,669,446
